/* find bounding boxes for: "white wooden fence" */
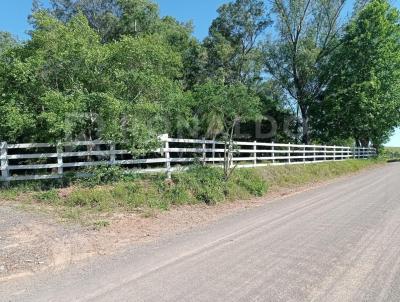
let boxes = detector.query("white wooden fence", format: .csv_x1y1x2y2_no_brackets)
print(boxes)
0,135,376,183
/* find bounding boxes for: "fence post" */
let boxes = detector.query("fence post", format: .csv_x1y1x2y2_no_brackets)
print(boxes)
324,145,327,161
303,146,306,163
110,143,116,165
253,141,257,167
1,142,9,187
271,141,275,164
160,134,171,179
57,142,63,177
212,140,216,165
333,145,336,161
202,137,206,166
313,146,316,162
288,143,291,164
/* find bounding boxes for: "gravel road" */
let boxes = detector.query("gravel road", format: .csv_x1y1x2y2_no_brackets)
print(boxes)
2,163,400,302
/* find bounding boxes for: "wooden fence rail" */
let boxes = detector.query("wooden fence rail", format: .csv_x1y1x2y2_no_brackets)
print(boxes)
0,135,376,183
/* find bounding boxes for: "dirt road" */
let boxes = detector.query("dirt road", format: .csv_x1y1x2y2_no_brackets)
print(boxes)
2,163,400,302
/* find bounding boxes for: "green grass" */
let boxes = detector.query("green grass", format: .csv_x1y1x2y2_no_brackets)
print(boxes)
382,147,400,162
0,159,383,226
385,147,400,152
256,159,383,190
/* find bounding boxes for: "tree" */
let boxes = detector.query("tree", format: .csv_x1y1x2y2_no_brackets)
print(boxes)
0,32,17,54
192,81,262,179
0,12,190,154
203,0,271,87
45,0,159,42
264,0,346,143
313,0,400,147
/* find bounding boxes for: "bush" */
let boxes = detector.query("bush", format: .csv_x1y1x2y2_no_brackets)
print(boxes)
169,165,267,205
171,165,226,205
80,165,125,187
63,165,267,211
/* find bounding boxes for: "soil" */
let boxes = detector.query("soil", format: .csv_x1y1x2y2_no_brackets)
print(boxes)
0,177,354,281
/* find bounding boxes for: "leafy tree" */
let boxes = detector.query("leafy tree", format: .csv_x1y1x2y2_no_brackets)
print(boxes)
203,0,271,86
192,81,262,179
45,0,199,90
264,0,346,144
0,12,190,154
0,32,17,54
313,0,400,147
45,0,159,42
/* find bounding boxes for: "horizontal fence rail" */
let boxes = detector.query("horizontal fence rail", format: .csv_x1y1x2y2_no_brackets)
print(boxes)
0,135,376,183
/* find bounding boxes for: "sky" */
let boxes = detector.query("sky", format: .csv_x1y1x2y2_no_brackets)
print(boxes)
0,0,399,146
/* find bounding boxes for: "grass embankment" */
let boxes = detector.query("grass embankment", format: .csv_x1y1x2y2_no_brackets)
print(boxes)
257,159,382,191
384,147,400,162
0,159,382,227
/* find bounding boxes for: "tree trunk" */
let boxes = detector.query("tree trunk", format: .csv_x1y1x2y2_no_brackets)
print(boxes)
299,104,310,144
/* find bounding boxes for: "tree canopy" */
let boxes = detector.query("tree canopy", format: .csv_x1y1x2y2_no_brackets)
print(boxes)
0,0,399,150
312,0,400,147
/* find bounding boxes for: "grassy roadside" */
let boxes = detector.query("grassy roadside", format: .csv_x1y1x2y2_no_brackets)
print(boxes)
0,159,384,227
383,147,400,162
257,159,384,191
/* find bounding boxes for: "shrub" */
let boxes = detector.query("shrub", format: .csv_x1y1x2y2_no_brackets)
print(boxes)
169,165,267,205
172,165,226,205
80,165,125,187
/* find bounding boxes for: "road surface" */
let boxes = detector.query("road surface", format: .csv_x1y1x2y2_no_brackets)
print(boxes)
2,163,400,302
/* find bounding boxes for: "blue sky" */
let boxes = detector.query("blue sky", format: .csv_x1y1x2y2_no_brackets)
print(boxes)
0,0,399,146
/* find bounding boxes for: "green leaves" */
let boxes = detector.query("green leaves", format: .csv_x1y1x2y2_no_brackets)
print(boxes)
192,81,262,138
204,0,270,86
317,0,400,146
1,0,399,151
0,11,188,150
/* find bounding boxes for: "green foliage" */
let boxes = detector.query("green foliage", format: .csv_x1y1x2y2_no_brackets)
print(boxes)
47,0,160,42
67,187,113,208
204,0,270,86
7,166,266,218
171,166,227,205
1,0,399,153
80,165,125,187
382,147,400,161
257,159,382,189
0,31,17,54
264,0,346,143
34,189,60,203
92,220,110,230
1,161,382,227
192,81,263,139
231,169,267,196
314,0,400,147
0,11,191,153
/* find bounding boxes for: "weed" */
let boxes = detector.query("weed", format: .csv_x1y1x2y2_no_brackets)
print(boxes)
80,165,125,187
34,189,60,203
1,159,382,225
92,220,110,230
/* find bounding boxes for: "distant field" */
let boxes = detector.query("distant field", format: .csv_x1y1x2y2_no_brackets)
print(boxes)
385,147,400,152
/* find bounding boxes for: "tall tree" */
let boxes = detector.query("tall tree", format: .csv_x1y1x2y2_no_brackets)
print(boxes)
204,0,271,86
0,12,190,153
264,0,346,143
313,0,400,147
0,32,17,54
45,0,159,42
